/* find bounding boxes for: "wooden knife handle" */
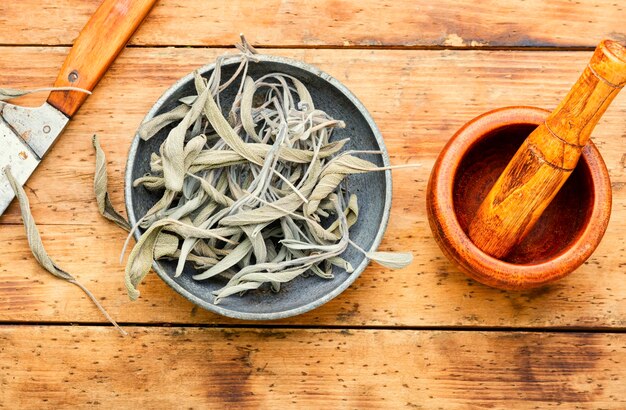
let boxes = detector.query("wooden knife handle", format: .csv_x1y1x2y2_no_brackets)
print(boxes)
468,40,626,259
47,0,157,117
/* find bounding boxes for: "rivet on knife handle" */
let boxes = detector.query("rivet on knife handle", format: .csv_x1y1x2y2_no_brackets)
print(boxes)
46,0,158,118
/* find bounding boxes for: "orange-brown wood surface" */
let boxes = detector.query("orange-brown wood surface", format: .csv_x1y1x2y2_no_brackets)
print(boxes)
1,327,624,408
1,0,625,48
0,1,625,407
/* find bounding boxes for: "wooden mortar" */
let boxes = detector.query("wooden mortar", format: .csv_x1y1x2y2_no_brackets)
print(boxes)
427,107,611,290
426,39,625,290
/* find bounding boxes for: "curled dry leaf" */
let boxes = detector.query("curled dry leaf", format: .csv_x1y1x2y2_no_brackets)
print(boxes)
93,135,131,231
4,167,126,336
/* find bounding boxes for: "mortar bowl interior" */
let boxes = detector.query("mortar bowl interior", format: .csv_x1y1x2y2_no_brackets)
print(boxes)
427,106,611,290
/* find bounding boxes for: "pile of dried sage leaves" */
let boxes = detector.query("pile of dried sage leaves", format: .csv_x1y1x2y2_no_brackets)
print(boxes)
123,42,414,304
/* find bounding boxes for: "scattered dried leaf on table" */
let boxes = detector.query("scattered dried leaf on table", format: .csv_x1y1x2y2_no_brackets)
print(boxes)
4,167,126,336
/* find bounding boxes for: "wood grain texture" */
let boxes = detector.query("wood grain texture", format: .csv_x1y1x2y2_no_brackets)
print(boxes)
0,326,623,408
1,2,624,407
0,47,625,327
0,0,625,48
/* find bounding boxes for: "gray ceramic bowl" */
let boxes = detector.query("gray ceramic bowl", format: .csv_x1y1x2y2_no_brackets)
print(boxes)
125,54,391,320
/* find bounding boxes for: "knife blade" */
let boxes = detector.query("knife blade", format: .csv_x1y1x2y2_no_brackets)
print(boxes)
0,102,69,215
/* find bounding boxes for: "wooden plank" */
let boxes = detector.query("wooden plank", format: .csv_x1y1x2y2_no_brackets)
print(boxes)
2,222,623,327
0,47,626,328
0,47,625,327
0,0,625,48
0,326,623,408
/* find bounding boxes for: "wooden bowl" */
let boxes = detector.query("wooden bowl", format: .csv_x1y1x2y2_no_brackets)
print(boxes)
426,106,612,290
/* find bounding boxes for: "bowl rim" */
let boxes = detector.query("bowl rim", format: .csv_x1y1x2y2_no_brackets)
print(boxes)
124,54,392,320
427,106,612,289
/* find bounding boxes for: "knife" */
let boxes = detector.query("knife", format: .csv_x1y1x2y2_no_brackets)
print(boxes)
0,0,157,216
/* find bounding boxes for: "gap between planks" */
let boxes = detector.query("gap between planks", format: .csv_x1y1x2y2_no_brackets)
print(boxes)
0,43,600,52
1,321,625,334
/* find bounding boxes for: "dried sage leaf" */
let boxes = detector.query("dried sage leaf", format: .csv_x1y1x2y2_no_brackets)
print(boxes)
4,167,126,336
366,251,414,269
137,104,191,141
93,135,131,231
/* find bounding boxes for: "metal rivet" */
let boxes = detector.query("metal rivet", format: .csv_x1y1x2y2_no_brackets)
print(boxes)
68,70,79,83
43,125,51,134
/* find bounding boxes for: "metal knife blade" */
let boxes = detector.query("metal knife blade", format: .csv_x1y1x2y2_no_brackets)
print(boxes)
0,102,69,216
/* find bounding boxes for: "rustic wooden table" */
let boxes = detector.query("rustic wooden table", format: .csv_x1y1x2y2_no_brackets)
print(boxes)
1,1,625,408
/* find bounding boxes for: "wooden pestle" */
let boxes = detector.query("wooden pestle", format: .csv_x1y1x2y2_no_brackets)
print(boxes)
468,40,626,259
